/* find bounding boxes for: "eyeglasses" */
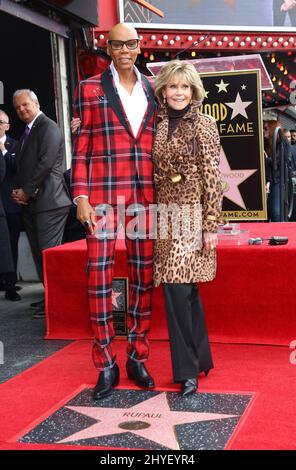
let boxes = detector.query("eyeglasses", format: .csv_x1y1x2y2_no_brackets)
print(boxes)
107,39,140,50
0,120,9,125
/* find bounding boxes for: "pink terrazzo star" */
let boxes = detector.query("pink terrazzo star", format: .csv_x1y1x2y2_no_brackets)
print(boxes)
58,392,237,449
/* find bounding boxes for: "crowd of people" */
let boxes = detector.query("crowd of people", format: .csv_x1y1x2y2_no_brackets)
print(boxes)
0,92,85,316
263,121,296,222
1,21,296,398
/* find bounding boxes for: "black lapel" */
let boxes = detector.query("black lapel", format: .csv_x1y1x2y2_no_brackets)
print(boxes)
16,133,26,160
101,68,133,137
5,135,16,150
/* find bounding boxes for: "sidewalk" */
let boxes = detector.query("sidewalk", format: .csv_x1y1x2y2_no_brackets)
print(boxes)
0,282,71,384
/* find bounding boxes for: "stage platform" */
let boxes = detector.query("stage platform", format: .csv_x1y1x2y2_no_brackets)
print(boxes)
43,223,296,346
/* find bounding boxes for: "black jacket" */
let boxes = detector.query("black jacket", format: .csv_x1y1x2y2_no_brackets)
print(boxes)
15,113,71,213
0,149,6,217
0,152,14,273
0,135,20,214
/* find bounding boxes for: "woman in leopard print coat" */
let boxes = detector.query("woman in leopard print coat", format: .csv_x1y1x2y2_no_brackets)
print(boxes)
153,60,223,396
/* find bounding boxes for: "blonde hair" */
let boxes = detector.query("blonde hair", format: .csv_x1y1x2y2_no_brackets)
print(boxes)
154,60,205,105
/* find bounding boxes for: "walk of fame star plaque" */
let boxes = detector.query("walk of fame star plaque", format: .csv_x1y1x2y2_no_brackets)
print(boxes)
18,388,254,450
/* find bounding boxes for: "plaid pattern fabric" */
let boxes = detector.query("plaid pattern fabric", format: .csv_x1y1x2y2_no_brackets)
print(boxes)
71,68,156,370
71,67,157,206
87,187,154,370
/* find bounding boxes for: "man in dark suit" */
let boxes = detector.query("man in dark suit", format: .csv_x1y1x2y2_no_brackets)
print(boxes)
0,125,14,288
0,109,22,301
12,89,71,318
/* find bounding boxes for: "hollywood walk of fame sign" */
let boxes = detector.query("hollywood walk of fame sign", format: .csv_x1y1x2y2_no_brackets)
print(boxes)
199,69,267,220
18,388,254,450
112,278,128,336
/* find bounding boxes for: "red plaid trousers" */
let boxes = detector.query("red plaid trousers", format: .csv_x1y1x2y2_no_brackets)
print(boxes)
87,187,154,370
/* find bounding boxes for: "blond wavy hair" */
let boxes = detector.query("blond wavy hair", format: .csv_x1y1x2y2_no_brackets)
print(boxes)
154,60,205,106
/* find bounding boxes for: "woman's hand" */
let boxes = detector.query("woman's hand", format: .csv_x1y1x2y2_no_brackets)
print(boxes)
281,0,296,11
71,117,81,134
203,231,218,253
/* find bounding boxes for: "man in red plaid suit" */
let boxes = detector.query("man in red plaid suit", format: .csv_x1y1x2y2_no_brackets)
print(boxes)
71,23,157,400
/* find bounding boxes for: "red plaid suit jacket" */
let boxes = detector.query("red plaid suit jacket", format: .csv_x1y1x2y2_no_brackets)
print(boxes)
71,67,157,206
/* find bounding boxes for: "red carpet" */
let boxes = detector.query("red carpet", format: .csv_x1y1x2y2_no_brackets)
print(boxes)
44,223,296,346
0,340,295,450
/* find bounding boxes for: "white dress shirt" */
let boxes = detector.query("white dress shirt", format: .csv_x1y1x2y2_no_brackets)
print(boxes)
0,134,7,155
27,111,43,130
110,61,148,138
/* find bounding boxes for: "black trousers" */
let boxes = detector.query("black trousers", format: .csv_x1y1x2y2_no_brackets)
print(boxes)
22,206,70,283
6,213,22,274
0,215,14,286
163,283,213,382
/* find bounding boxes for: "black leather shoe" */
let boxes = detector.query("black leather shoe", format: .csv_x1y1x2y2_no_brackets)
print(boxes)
126,360,155,389
33,308,45,319
5,289,21,301
30,299,45,310
93,363,120,400
181,378,198,397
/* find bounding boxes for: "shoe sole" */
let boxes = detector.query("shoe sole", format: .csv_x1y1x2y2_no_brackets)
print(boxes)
93,375,120,400
181,389,198,397
93,389,113,400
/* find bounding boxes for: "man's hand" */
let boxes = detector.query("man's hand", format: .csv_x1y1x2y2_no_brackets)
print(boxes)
203,231,218,253
12,188,29,205
76,198,97,235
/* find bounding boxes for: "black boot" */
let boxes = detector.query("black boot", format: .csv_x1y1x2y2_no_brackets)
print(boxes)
30,299,45,310
181,378,198,397
126,360,155,388
5,289,21,301
93,363,120,400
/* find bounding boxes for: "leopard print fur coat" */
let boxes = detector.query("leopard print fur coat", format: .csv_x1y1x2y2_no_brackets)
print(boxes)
153,102,223,286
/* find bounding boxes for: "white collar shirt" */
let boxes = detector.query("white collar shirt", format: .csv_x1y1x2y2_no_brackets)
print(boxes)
0,134,7,155
110,62,148,138
27,111,43,130
0,134,7,145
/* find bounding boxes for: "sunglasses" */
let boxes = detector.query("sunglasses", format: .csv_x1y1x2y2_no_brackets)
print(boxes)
107,39,140,50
